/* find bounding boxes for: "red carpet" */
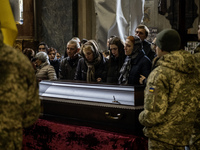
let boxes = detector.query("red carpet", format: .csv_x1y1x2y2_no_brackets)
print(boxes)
23,119,148,150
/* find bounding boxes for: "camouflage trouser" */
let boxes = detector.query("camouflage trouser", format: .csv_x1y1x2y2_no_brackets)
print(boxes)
148,138,185,150
190,140,200,150
0,130,22,150
0,142,21,150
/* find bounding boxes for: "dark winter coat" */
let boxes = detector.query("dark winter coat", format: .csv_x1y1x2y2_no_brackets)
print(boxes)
119,50,151,85
106,57,123,84
143,40,156,62
59,54,82,80
50,58,60,78
74,53,108,82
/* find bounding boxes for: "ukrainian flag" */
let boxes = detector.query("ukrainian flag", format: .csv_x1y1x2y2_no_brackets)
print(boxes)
0,0,18,46
149,87,155,93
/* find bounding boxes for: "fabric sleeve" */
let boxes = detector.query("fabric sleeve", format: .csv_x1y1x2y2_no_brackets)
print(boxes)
97,60,108,82
48,65,57,80
140,57,152,78
59,59,66,79
74,59,82,80
22,70,41,128
139,68,169,127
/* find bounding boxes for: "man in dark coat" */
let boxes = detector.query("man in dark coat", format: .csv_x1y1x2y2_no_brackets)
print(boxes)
135,24,156,62
59,39,81,80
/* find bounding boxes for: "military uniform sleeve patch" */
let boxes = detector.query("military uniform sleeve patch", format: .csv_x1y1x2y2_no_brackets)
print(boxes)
149,87,155,93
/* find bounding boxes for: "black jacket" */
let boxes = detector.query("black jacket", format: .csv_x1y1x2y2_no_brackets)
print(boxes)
59,54,82,80
127,50,151,85
143,40,156,62
50,59,60,78
74,53,108,82
107,57,122,84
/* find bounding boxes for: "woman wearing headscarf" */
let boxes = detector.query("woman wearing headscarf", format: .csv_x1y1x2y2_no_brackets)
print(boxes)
118,35,151,85
35,51,57,82
74,40,107,83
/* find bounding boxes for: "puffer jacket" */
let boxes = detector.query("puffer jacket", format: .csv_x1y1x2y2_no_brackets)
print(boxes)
36,61,57,81
139,50,200,146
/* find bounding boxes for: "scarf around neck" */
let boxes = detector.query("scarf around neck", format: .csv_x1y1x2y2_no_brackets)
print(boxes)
118,36,142,85
86,53,102,82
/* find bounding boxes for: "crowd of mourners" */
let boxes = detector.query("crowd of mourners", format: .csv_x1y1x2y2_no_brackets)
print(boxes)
20,24,200,149
22,24,156,86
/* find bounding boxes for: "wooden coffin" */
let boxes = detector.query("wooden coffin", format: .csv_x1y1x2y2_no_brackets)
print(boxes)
39,80,145,136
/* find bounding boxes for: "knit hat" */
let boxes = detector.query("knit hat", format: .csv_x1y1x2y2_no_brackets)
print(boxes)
156,29,181,52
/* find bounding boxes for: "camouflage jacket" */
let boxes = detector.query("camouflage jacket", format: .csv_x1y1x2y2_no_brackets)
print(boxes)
0,32,40,149
190,44,200,146
139,50,200,146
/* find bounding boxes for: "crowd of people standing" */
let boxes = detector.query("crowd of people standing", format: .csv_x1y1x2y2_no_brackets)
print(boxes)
23,24,156,86
8,23,200,149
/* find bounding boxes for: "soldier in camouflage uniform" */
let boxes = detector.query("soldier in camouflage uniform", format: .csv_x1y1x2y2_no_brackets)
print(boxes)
139,29,200,150
0,29,41,149
189,24,200,150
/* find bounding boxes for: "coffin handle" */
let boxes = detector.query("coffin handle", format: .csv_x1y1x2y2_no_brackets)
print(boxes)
105,112,122,120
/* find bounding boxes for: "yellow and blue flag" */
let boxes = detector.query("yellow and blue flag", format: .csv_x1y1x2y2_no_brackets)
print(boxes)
149,87,155,93
0,0,18,46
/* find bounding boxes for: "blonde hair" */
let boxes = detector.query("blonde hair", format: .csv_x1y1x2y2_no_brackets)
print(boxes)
81,40,100,58
83,45,93,54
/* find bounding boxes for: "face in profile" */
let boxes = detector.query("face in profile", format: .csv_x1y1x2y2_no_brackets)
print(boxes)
110,44,119,58
67,43,77,58
38,45,46,52
124,39,134,56
83,46,94,62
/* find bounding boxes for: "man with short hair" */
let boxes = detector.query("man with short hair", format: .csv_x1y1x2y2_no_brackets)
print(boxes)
139,29,199,150
135,24,156,61
59,39,81,80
